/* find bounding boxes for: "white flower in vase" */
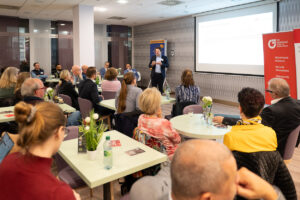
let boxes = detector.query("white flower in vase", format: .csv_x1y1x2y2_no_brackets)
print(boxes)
85,117,91,123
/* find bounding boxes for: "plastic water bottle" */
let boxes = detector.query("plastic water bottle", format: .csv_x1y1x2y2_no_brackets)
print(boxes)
103,136,112,170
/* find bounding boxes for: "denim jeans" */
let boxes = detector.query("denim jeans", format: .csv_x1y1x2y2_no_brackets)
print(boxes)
67,111,81,126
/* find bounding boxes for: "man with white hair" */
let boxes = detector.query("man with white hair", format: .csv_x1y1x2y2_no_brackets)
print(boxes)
21,78,45,105
213,78,300,156
71,65,83,85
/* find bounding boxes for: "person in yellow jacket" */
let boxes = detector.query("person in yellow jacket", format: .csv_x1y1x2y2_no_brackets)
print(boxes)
224,87,277,153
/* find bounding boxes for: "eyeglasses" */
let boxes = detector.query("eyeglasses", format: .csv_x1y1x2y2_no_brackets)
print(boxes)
62,127,70,138
265,89,274,94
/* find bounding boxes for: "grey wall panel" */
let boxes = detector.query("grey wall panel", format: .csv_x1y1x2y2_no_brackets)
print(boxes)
134,0,298,102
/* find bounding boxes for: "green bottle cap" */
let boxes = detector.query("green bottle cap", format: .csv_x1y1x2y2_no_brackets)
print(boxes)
106,136,110,140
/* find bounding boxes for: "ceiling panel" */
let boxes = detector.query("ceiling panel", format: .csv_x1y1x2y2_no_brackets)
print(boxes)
0,0,265,26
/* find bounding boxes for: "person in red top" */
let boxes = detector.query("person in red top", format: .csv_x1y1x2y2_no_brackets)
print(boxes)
0,101,80,200
138,87,181,160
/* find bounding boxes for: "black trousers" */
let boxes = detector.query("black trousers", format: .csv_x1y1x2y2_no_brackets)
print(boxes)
151,72,164,93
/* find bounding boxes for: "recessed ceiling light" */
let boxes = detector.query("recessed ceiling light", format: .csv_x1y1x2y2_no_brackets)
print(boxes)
95,7,107,12
117,0,128,4
60,23,65,26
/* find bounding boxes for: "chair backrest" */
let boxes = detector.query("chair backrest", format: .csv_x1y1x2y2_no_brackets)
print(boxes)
101,91,116,100
78,97,93,118
59,94,72,107
64,126,79,141
283,125,300,160
133,128,166,154
183,105,203,114
54,126,79,172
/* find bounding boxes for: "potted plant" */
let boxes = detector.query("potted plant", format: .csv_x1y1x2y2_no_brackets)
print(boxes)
79,110,107,160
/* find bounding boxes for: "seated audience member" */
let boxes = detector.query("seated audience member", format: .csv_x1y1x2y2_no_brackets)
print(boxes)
57,70,79,110
78,67,113,116
21,78,45,105
0,66,18,99
31,62,47,81
137,87,181,160
71,65,83,85
214,78,300,156
0,101,80,200
163,140,284,200
100,61,110,78
175,69,200,104
115,72,142,113
54,64,62,78
124,64,139,80
102,68,121,92
14,72,30,104
22,78,81,126
223,87,277,153
81,65,88,80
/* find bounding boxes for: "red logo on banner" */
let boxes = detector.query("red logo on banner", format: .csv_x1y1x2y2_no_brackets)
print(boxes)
263,32,297,104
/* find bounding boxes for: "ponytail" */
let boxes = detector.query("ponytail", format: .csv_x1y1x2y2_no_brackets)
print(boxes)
117,72,135,113
14,101,66,151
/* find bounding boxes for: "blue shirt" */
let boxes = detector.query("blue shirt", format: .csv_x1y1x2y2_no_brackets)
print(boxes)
175,85,200,104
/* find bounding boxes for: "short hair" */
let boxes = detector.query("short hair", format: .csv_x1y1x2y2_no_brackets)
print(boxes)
59,70,70,80
238,87,265,118
181,69,194,87
155,47,161,51
33,62,39,67
268,78,290,97
139,87,161,115
86,67,96,78
171,140,232,199
104,68,118,81
21,78,40,96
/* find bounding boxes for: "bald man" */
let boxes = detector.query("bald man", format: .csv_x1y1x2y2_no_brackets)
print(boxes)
170,140,282,200
214,78,300,156
71,65,83,85
81,65,88,80
130,140,282,200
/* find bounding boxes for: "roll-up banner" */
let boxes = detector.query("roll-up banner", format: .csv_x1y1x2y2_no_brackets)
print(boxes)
263,31,298,104
293,29,300,99
150,40,167,58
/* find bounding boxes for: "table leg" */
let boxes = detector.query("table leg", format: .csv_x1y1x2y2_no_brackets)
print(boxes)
103,182,114,200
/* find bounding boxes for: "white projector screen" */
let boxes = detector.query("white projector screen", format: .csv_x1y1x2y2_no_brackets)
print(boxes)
195,3,277,75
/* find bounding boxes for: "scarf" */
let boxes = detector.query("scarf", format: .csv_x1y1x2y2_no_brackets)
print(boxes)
236,116,262,125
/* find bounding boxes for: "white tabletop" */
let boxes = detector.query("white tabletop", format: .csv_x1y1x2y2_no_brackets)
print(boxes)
0,106,14,123
99,96,175,111
45,78,60,83
58,130,167,188
0,103,76,123
170,114,231,139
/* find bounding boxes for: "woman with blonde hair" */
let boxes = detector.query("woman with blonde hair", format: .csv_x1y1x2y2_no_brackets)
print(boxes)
102,67,121,92
175,69,200,104
115,72,142,113
14,72,30,104
138,87,181,160
57,69,79,110
0,66,19,98
0,101,80,200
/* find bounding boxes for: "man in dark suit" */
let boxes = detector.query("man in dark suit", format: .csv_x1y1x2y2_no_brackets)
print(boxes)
213,78,300,156
148,47,169,93
78,67,114,116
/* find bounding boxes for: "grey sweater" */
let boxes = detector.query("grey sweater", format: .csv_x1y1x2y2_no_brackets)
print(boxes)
115,85,142,113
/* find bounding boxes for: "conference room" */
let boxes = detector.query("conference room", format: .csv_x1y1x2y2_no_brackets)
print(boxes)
0,0,300,199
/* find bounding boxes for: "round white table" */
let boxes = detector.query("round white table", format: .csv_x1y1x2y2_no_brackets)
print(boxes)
170,114,231,140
